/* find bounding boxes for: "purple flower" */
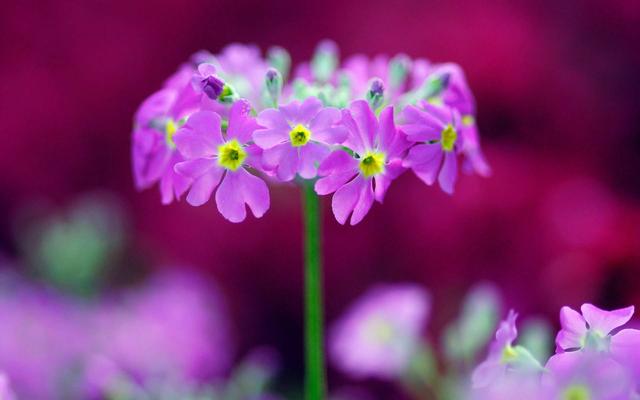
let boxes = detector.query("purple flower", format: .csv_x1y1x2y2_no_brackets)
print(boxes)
472,311,542,389
557,304,634,352
543,350,636,399
173,100,270,223
92,270,234,382
253,97,347,181
425,64,490,178
0,275,88,399
556,303,640,378
329,284,430,379
191,63,225,100
132,65,200,204
401,101,463,194
315,100,408,225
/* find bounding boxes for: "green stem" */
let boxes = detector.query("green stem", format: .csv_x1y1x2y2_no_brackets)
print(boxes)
302,181,326,400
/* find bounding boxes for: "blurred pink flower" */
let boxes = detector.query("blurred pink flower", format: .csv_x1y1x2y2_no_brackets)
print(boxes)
329,284,430,379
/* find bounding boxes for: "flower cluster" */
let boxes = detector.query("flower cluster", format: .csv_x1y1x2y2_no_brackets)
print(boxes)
471,304,640,399
328,284,640,400
132,41,489,224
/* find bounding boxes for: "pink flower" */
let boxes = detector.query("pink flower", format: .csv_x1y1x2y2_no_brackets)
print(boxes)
131,65,200,204
173,100,270,222
253,97,347,181
401,101,463,194
315,100,408,225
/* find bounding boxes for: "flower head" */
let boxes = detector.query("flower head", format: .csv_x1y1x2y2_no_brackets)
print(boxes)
329,284,430,379
315,100,408,225
173,100,270,222
472,311,543,389
556,303,640,379
92,270,234,382
556,304,635,352
543,350,635,400
401,101,463,194
254,97,347,181
132,65,201,204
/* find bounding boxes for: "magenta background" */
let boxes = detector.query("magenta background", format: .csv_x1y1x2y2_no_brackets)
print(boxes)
1,0,640,391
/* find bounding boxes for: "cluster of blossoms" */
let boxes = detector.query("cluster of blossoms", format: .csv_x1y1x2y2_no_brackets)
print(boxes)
132,41,490,224
471,304,640,399
329,284,640,400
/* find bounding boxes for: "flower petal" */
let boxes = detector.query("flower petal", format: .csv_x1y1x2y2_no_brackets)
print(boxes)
405,145,443,186
173,111,223,159
331,175,364,225
471,359,504,389
135,88,175,126
581,304,634,334
275,146,299,182
227,99,259,143
253,127,289,149
256,108,291,130
132,128,172,189
174,158,216,179
438,151,458,194
299,142,330,179
374,160,405,202
309,107,341,132
348,100,377,150
215,172,246,222
186,167,223,206
160,153,191,204
378,106,397,153
236,168,270,219
350,178,374,225
611,329,640,378
315,170,358,195
556,306,587,351
318,150,358,176
298,97,323,124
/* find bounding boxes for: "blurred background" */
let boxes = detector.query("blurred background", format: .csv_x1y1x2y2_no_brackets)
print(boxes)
1,0,639,399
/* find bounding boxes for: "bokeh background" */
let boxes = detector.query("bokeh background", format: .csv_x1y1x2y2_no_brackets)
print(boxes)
1,0,640,398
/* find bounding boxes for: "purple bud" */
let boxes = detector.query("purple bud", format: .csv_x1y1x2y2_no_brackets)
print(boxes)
266,68,279,83
370,78,385,96
201,75,225,100
366,78,385,110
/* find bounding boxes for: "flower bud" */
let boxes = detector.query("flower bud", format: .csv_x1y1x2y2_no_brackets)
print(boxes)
366,78,385,110
201,75,225,100
265,68,283,108
389,54,411,89
311,39,339,83
267,46,291,81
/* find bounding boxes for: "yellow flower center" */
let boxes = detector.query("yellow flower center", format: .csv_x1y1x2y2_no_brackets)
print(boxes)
165,119,178,148
365,317,394,344
462,115,475,126
359,151,386,177
563,385,591,400
289,124,312,147
217,139,247,171
440,123,457,152
500,345,518,363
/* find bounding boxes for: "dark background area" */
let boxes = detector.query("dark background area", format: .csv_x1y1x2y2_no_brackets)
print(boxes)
1,0,640,394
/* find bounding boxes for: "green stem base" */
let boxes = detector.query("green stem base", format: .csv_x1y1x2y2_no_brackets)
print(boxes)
302,182,326,400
